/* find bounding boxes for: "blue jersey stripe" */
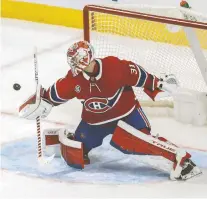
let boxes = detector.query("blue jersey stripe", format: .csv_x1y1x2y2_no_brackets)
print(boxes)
50,84,68,104
136,65,147,87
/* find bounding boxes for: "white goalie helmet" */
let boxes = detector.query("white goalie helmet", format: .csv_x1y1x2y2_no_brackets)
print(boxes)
67,41,95,76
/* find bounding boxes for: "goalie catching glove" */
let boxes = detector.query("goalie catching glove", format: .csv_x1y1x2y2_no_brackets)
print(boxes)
144,74,179,101
158,74,179,93
19,84,53,120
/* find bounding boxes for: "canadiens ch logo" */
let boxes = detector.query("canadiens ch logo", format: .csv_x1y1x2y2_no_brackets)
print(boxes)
84,88,124,113
75,85,81,93
84,97,111,113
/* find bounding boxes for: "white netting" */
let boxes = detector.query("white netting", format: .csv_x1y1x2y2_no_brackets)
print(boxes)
87,5,207,106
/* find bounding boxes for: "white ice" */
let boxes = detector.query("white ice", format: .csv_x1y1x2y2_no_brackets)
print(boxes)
1,18,207,198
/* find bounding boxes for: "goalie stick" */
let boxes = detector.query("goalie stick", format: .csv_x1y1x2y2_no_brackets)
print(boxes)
34,47,55,165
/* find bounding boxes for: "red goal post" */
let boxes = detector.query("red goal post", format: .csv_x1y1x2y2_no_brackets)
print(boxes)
83,5,207,108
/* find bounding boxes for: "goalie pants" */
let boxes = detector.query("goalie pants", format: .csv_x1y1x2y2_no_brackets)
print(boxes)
75,107,151,153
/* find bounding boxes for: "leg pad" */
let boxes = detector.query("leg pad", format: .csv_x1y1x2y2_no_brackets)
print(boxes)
59,129,84,169
110,121,179,162
110,125,152,155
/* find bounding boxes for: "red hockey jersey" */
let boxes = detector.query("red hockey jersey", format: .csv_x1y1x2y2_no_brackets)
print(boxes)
44,56,161,125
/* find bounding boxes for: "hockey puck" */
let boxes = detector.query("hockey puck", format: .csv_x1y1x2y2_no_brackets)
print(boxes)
13,83,21,91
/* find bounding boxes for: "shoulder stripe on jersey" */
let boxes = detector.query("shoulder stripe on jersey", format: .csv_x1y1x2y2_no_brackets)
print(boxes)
49,84,68,104
135,64,148,87
135,66,141,86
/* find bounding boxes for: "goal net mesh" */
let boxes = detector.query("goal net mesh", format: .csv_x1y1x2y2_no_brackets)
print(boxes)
86,5,207,106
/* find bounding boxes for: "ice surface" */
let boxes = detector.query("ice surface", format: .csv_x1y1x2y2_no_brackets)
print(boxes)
2,134,207,183
1,19,207,198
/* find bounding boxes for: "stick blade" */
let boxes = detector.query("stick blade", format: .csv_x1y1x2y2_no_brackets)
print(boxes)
38,154,55,166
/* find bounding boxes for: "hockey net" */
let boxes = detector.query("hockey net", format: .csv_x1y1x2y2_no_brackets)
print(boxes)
83,5,207,109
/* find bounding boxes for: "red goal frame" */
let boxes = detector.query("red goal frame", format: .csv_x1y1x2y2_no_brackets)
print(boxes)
83,4,207,42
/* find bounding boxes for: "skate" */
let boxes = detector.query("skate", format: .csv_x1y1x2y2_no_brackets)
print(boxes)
174,159,202,180
170,150,202,181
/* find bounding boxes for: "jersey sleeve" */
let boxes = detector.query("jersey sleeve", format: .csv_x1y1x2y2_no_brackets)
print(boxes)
44,71,75,106
120,59,162,100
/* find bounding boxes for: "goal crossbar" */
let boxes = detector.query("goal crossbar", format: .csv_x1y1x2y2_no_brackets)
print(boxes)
84,4,207,42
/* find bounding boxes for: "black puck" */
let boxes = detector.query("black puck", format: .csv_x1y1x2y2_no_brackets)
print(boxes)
13,83,21,91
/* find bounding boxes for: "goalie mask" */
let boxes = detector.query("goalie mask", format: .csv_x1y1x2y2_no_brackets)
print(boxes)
67,41,95,76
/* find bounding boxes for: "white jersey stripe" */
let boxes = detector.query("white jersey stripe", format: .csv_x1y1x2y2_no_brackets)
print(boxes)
137,108,151,129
